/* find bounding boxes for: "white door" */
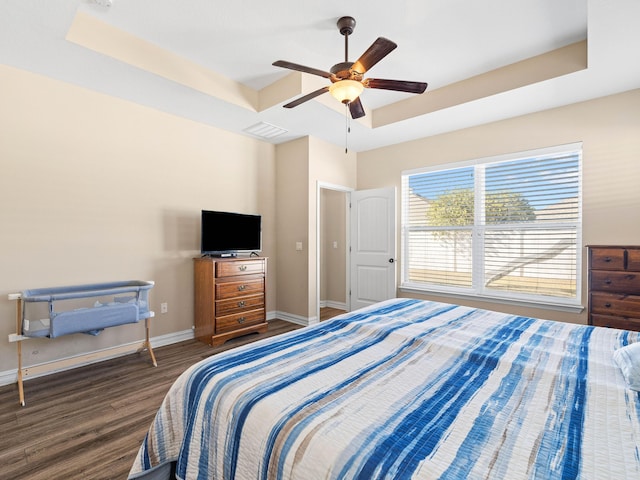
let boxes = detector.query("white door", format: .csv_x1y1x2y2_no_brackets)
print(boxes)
350,187,396,310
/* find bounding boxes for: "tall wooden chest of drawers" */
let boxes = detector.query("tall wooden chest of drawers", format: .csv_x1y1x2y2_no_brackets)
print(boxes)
588,245,640,331
194,256,268,346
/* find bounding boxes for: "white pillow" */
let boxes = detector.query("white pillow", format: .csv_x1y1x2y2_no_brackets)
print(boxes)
613,342,640,391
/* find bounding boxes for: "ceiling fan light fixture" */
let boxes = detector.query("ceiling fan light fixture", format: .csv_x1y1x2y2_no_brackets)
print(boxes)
329,80,364,104
273,16,426,119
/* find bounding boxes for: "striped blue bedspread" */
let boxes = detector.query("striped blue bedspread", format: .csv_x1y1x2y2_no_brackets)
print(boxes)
129,298,640,479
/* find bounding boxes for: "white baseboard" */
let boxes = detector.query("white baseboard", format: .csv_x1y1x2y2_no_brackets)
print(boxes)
152,328,195,347
320,300,347,311
0,329,194,387
274,310,316,326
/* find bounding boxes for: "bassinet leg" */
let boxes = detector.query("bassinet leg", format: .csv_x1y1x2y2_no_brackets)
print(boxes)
15,297,25,406
144,317,157,367
17,340,25,407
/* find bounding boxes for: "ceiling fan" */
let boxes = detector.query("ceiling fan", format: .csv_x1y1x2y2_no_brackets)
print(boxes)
273,16,428,119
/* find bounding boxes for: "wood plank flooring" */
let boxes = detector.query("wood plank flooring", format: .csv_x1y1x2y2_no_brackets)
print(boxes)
320,306,346,321
0,319,301,480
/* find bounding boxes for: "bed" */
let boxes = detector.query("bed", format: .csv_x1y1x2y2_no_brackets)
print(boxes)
128,298,640,479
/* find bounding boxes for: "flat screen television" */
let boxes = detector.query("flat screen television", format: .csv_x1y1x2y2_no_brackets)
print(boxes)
201,210,262,257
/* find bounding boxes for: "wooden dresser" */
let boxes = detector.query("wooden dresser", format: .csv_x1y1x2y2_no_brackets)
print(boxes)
194,256,268,346
588,245,640,331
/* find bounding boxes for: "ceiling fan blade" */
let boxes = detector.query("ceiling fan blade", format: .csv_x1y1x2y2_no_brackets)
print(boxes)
283,86,330,108
349,97,366,119
364,78,428,94
350,37,397,75
273,60,333,79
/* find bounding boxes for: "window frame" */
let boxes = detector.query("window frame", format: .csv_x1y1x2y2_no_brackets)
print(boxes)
400,143,583,311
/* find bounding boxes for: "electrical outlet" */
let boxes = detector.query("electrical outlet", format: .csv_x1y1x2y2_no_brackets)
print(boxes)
160,302,168,314
296,242,303,251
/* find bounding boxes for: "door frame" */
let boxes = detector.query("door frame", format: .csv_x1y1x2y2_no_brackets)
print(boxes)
316,181,353,323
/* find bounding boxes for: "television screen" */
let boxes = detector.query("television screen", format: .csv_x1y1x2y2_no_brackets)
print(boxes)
201,210,261,256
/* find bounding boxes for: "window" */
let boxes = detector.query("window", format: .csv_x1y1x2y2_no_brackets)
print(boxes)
401,143,582,307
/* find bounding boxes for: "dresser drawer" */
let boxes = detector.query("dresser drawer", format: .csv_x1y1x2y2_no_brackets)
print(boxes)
627,249,640,271
216,260,265,278
590,271,640,294
591,313,640,331
215,277,264,300
590,292,640,318
216,309,265,334
590,248,625,270
216,294,264,315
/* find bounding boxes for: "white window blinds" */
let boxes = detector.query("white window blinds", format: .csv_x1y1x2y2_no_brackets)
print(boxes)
401,144,582,305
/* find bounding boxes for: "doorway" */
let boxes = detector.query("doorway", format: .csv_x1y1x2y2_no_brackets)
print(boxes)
318,184,350,322
316,184,397,323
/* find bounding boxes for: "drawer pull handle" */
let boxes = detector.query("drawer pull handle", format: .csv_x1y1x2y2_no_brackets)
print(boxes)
604,257,612,263
238,285,247,291
238,317,246,324
605,279,612,285
237,301,246,307
239,265,247,271
604,302,612,308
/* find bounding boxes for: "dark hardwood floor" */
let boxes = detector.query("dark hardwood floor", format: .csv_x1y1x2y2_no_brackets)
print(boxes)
0,319,301,480
320,306,345,321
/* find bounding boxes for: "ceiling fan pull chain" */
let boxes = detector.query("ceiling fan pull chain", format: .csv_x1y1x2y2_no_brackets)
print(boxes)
345,103,350,154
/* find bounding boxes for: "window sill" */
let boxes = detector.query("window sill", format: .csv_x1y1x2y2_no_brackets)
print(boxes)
398,285,585,314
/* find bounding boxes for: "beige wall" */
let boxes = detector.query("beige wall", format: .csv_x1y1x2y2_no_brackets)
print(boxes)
320,189,347,306
0,65,276,373
358,88,640,324
275,137,310,321
275,137,356,322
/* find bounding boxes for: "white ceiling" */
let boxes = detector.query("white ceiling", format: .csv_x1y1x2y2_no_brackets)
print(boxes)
1,0,639,152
